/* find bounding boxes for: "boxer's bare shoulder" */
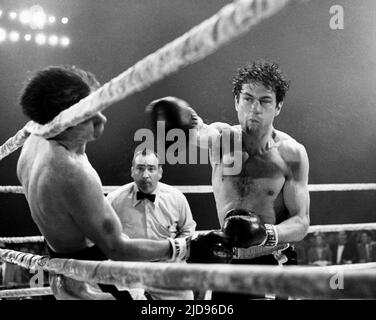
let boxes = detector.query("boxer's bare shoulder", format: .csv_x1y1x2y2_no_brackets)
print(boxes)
273,130,309,176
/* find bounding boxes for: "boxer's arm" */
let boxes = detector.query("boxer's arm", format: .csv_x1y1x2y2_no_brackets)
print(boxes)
276,143,310,243
60,166,172,261
145,96,227,149
191,121,231,150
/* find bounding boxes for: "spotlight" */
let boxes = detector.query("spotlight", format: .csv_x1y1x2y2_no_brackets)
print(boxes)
24,34,32,41
30,5,46,29
9,31,20,42
61,17,69,24
20,10,31,24
60,36,70,47
0,10,3,18
35,33,46,45
9,11,17,20
48,35,58,46
0,28,6,42
48,16,56,24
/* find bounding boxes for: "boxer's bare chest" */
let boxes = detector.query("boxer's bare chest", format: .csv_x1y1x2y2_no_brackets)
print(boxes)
213,147,290,222
231,149,287,196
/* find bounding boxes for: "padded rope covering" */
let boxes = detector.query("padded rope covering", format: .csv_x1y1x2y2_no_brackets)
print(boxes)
1,249,376,299
0,287,52,299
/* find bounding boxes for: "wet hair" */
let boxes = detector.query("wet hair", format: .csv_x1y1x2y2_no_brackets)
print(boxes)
19,65,100,124
232,60,290,105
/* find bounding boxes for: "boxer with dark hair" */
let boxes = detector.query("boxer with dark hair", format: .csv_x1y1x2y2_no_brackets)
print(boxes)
147,60,310,299
17,65,232,300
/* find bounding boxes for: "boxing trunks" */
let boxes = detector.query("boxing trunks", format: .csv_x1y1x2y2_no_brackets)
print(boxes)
211,244,297,300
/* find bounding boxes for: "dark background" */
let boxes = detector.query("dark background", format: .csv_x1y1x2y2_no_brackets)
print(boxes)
1,0,375,236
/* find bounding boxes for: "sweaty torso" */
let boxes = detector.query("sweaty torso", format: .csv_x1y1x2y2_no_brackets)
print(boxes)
17,135,96,253
211,126,293,226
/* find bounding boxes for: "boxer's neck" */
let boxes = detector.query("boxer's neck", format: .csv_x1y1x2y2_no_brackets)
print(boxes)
51,127,89,155
242,126,275,155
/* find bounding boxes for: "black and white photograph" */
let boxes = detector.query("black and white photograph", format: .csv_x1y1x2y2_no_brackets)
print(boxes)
0,0,375,314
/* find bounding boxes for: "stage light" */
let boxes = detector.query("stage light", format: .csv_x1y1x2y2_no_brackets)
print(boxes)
61,17,69,24
0,28,6,42
9,31,20,42
9,11,17,20
48,35,58,46
20,10,31,24
60,36,70,47
35,33,46,45
48,16,56,24
30,5,46,29
24,34,32,41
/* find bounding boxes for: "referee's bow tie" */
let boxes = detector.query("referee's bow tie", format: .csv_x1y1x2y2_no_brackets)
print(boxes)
136,191,156,202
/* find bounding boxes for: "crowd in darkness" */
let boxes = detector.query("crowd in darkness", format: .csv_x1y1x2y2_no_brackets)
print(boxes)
1,230,376,299
294,230,376,266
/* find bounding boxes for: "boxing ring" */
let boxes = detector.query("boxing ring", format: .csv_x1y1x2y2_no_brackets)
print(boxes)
1,0,375,299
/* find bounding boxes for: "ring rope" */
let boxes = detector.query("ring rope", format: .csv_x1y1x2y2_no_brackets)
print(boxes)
0,236,44,243
1,256,375,299
0,0,292,161
1,183,376,195
0,287,52,299
0,283,46,290
0,249,375,299
1,223,376,244
308,223,376,233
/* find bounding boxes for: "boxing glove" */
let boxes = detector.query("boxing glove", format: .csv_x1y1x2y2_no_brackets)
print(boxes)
145,96,202,133
187,230,233,263
168,231,233,263
222,208,268,248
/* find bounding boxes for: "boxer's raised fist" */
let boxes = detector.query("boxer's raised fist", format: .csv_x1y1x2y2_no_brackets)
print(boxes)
145,96,202,133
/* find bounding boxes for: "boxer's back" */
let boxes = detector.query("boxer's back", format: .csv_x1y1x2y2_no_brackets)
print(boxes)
17,135,93,253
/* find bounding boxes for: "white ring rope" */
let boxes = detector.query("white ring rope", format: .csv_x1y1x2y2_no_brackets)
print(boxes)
3,262,375,299
0,236,44,243
308,223,376,233
1,223,376,244
0,0,292,161
0,287,52,299
1,183,376,195
1,183,375,241
1,183,375,244
0,249,375,299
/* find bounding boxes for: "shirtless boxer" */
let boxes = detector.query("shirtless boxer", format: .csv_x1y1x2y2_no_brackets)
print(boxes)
147,60,310,299
16,65,232,300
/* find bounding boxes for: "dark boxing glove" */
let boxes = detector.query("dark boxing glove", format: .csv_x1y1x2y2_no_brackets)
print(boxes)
187,231,233,263
168,231,233,264
222,208,277,248
145,96,201,133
